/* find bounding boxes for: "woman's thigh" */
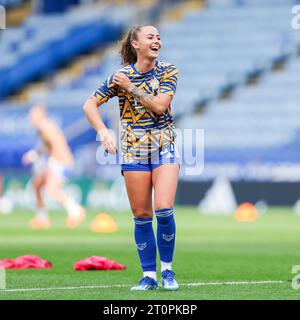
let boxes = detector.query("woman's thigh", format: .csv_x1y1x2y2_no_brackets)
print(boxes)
152,164,179,211
123,170,153,218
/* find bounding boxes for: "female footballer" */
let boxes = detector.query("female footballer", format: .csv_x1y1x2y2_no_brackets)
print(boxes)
23,106,86,229
83,25,180,291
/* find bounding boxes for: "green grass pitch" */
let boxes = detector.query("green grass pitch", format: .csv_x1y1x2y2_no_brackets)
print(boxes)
0,207,300,300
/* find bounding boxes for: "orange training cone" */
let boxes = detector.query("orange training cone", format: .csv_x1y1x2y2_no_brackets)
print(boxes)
90,213,118,233
235,202,258,222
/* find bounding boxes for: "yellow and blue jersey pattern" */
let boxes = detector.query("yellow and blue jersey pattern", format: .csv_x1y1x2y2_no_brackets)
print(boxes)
94,60,178,160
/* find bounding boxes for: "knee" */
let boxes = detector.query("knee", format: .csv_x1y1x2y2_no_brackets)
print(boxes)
131,208,153,219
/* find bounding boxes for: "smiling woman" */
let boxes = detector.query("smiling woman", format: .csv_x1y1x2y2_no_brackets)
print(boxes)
82,25,180,291
119,25,162,66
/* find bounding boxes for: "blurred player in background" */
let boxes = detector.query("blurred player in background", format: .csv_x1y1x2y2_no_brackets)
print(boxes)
22,137,49,228
83,25,179,291
23,106,86,229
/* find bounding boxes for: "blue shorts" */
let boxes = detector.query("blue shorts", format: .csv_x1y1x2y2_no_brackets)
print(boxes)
121,142,180,174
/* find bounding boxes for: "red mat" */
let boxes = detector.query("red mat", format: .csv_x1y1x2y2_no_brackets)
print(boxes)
0,254,52,269
74,256,126,271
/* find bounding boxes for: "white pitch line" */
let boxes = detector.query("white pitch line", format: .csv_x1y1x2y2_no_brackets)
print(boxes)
185,280,285,286
0,280,285,293
0,284,129,293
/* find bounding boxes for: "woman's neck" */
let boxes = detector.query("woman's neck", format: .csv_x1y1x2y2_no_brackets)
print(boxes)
134,58,156,73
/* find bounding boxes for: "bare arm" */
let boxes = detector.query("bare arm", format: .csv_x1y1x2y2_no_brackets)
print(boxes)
82,96,117,154
129,86,171,115
82,96,107,132
113,72,171,115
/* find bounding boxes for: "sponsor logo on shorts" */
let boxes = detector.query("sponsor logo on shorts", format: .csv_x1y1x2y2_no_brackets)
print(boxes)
160,148,173,159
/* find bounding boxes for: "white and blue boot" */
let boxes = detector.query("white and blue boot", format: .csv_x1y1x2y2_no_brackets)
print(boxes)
130,276,158,291
161,270,179,290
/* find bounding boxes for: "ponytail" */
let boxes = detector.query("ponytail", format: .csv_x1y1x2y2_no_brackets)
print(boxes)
119,25,142,66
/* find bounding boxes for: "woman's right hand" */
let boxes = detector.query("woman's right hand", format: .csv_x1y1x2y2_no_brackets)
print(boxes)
98,129,118,154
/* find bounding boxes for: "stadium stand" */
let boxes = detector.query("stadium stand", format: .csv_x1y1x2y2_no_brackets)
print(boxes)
26,0,299,115
0,2,127,98
168,0,299,115
0,0,177,174
180,56,300,162
0,0,299,186
0,0,22,8
177,0,300,171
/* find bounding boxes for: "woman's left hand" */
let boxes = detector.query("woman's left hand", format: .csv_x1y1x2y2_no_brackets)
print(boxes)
113,72,134,92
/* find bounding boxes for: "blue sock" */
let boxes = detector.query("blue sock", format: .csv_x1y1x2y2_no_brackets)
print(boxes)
155,208,176,263
134,217,156,272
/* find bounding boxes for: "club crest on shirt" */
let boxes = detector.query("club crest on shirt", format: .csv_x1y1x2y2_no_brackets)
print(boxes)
137,242,147,250
150,77,159,90
134,104,146,114
162,233,175,242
